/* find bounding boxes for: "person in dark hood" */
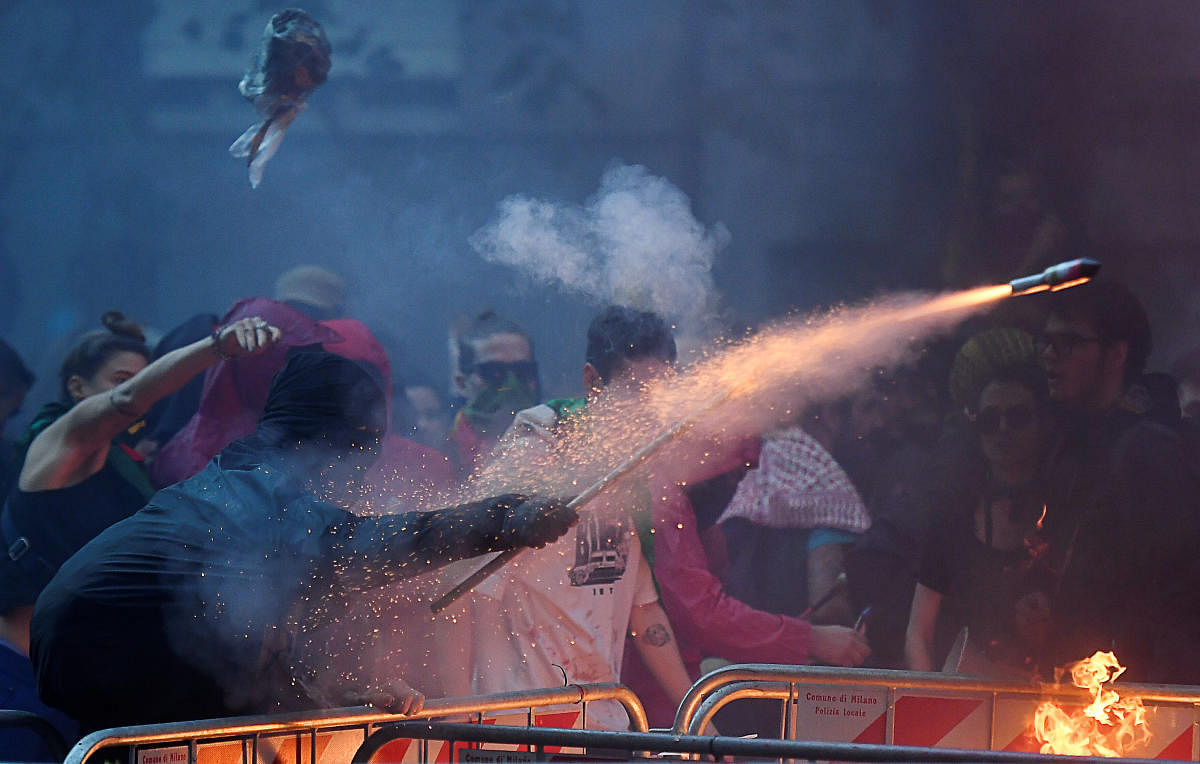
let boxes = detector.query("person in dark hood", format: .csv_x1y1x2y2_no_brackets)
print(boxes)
3,310,282,657
30,351,575,733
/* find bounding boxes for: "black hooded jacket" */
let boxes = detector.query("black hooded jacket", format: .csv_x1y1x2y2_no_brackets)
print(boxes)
30,352,541,730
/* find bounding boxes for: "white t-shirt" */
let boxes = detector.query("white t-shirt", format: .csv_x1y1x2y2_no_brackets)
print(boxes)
469,405,659,730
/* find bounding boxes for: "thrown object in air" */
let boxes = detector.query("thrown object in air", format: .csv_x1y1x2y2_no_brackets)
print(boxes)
1008,258,1101,296
229,9,331,188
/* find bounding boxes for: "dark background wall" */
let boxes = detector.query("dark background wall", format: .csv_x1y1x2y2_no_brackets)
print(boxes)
2,1,1198,431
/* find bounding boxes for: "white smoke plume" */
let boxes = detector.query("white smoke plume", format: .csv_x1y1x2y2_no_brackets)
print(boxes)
468,162,730,334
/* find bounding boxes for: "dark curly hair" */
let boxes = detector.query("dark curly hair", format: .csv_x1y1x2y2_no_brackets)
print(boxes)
1046,279,1151,385
585,305,676,384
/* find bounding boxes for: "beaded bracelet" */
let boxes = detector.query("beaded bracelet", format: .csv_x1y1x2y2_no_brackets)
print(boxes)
210,327,236,361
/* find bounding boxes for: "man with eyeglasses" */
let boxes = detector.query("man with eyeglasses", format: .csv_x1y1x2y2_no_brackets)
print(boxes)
1036,279,1200,685
1038,313,1130,412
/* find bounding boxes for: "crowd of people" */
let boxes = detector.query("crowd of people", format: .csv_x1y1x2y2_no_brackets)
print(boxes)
1,260,1199,759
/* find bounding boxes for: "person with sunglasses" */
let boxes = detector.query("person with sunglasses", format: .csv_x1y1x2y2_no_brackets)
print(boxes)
905,329,1058,679
447,309,541,478
438,306,691,731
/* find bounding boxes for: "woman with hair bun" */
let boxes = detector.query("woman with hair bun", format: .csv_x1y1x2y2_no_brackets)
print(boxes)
0,310,281,658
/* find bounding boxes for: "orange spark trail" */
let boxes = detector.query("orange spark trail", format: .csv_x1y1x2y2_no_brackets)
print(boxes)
428,284,1014,607
447,285,1016,508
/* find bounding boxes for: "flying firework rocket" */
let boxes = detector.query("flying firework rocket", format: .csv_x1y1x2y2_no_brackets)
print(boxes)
431,261,1100,611
1009,258,1102,296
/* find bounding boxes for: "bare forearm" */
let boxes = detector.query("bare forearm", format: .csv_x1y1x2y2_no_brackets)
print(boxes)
114,320,279,418
904,584,941,672
904,629,935,672
19,349,216,491
630,602,693,707
108,339,217,418
23,338,222,484
21,318,279,491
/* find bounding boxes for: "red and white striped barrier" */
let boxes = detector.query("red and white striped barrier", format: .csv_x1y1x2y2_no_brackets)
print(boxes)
792,684,1196,759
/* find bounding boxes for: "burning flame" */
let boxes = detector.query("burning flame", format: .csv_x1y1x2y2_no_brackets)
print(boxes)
1033,651,1150,757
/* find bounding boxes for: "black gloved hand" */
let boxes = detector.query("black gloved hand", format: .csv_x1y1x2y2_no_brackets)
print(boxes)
496,494,578,549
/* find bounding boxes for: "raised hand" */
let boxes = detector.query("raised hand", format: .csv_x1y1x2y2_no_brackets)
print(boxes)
212,316,282,359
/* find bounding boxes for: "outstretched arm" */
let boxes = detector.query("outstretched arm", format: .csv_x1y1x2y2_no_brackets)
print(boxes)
653,486,869,667
324,494,577,589
652,486,812,662
20,317,281,491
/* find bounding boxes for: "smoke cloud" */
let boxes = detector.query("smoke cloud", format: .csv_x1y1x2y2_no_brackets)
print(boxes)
468,162,730,334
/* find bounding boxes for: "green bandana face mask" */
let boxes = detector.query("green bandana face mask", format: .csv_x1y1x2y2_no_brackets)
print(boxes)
461,370,539,436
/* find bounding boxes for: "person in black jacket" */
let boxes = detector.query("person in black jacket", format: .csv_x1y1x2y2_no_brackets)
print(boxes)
1037,280,1200,684
30,351,574,733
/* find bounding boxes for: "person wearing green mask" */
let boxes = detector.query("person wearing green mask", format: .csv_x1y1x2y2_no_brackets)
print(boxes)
448,309,540,478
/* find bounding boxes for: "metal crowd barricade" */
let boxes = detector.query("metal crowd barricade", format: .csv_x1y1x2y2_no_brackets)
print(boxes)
671,663,1200,760
351,719,1177,764
63,683,647,764
59,666,1200,764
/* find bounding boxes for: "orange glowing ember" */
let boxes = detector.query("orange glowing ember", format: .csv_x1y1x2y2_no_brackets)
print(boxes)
1034,651,1150,757
1050,277,1093,293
